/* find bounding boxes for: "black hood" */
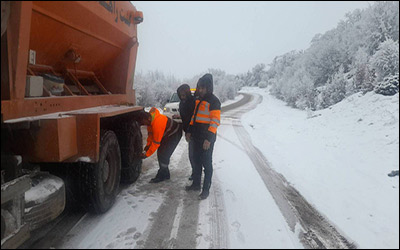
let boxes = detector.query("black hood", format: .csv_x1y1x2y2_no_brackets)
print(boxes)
197,73,213,94
177,84,191,101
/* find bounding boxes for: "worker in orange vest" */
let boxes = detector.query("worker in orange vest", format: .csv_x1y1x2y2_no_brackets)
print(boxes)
185,73,221,200
138,107,182,183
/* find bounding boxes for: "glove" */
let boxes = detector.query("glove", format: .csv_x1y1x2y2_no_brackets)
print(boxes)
203,139,210,150
185,133,191,142
140,151,147,159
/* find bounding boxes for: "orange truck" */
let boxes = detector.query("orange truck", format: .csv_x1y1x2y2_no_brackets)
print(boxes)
1,1,144,248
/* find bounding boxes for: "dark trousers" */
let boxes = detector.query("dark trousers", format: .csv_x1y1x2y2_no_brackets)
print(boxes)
188,140,195,175
157,126,182,169
192,138,215,192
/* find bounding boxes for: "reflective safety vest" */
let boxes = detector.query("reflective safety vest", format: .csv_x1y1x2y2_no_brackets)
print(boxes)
145,107,180,157
190,97,221,136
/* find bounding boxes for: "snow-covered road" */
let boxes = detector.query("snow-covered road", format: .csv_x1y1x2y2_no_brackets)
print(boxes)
42,91,304,249
23,87,399,249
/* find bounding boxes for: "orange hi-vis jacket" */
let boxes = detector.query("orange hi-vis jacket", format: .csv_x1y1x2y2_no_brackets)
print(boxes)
188,94,221,142
145,107,180,157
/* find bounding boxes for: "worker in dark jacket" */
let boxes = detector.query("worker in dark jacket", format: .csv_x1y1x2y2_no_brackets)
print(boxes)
185,73,221,200
172,84,196,180
139,107,182,183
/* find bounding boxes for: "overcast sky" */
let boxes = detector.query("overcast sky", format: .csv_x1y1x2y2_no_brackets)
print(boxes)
133,1,371,80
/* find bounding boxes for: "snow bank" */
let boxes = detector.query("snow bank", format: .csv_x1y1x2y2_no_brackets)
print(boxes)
241,87,399,248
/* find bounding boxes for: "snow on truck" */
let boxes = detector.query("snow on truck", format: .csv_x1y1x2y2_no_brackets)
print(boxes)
1,1,144,248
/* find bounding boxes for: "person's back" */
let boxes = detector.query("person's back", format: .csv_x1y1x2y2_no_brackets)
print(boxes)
177,84,196,133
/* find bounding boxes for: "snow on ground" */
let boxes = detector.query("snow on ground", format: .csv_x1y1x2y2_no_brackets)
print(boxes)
221,94,244,107
241,87,399,249
58,158,166,248
58,92,303,249
208,117,303,248
58,87,398,249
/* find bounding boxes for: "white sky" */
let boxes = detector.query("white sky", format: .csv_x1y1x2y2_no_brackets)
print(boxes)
133,1,372,80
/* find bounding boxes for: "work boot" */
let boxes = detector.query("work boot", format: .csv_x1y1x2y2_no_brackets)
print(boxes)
198,189,209,200
150,175,166,183
150,168,169,183
185,184,201,191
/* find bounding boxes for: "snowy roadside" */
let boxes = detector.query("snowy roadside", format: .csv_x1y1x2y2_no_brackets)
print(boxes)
221,94,244,107
209,112,303,248
241,87,399,248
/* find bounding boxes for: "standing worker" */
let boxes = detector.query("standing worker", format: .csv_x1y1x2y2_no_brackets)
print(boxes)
185,74,221,200
139,107,182,183
172,84,196,180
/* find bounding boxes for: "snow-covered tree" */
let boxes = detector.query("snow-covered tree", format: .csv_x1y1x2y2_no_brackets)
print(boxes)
350,47,376,93
249,64,267,87
362,1,399,55
292,67,316,110
260,1,399,110
207,68,238,103
268,51,300,81
374,73,399,96
135,72,156,107
370,39,399,82
134,71,182,107
316,66,347,109
305,29,345,87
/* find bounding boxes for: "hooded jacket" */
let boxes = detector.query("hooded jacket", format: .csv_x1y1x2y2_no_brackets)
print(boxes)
177,84,196,133
188,74,221,143
145,107,180,157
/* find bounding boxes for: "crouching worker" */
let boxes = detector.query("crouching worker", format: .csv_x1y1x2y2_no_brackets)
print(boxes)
138,107,182,183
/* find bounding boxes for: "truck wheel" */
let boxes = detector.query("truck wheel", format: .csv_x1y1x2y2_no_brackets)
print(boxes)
1,211,6,239
118,121,143,184
81,130,121,213
24,172,65,231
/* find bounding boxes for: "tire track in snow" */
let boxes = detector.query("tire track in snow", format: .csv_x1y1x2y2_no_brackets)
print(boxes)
226,92,356,249
139,145,196,249
139,143,229,249
208,174,229,249
139,140,226,249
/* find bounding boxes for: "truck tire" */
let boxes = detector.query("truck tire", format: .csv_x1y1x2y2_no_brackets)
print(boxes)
118,121,143,184
24,172,65,231
1,213,5,239
80,130,121,213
